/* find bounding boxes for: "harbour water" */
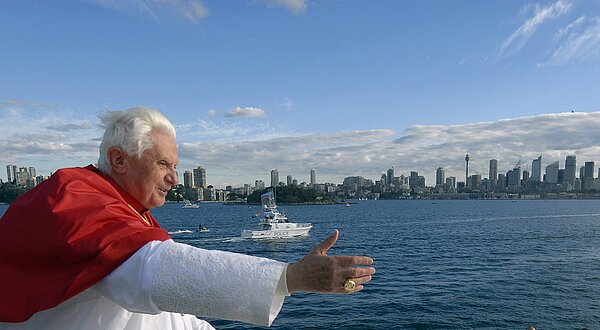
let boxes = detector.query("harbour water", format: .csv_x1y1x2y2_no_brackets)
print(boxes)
2,199,600,329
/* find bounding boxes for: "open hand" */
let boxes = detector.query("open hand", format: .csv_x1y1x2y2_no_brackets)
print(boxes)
286,229,375,294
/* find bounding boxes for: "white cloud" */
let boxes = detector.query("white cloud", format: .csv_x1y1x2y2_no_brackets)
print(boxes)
554,16,586,41
497,0,571,60
5,102,600,190
177,112,600,188
541,16,600,66
207,109,217,116
225,107,267,118
90,0,208,23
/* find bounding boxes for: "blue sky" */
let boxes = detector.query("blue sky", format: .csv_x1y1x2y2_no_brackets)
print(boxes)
2,0,600,188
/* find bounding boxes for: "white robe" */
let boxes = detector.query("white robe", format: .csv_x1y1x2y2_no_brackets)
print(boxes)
0,240,289,330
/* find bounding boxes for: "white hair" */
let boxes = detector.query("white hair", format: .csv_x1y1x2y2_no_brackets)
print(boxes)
97,106,176,173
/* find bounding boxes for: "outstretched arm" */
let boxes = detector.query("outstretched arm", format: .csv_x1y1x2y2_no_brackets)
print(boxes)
286,229,376,294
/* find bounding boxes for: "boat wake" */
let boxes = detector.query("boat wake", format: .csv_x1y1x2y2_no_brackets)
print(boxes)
168,229,194,235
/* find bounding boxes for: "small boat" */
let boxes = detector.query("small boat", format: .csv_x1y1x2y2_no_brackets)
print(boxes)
197,224,210,232
241,191,312,239
182,201,199,209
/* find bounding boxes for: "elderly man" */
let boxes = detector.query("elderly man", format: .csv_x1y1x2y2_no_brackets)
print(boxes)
0,107,375,329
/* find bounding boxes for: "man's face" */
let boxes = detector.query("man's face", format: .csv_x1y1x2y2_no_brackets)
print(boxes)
122,132,179,209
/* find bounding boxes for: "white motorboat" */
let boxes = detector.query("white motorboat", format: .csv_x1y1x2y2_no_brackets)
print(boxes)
241,191,312,239
182,201,200,208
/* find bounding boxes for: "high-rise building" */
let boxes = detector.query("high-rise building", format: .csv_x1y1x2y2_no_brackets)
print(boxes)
531,155,542,181
564,155,576,187
386,168,394,186
489,159,498,182
270,169,279,187
286,174,293,186
436,167,445,186
255,180,265,190
6,164,17,183
28,167,36,179
193,166,207,188
183,170,194,188
545,161,559,184
584,161,595,190
310,169,316,185
465,154,470,184
409,171,419,189
470,174,481,190
507,167,521,187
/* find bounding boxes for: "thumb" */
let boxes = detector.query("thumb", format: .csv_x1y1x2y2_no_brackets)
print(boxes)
310,229,339,256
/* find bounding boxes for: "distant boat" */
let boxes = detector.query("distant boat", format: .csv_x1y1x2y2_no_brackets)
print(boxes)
241,191,312,239
346,203,351,207
197,224,210,232
182,201,200,208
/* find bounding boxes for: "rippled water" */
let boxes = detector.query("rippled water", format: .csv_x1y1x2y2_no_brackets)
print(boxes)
3,200,600,329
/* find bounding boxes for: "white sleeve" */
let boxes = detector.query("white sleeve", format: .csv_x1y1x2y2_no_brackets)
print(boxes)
94,240,168,314
151,240,290,326
95,239,289,326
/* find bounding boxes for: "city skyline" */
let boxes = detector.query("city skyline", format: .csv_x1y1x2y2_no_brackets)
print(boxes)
2,1,600,187
6,149,600,191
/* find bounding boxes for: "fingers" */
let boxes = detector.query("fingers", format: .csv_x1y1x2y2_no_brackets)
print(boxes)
334,255,374,267
309,229,339,256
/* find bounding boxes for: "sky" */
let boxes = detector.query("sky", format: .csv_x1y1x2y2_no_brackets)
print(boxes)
2,0,600,188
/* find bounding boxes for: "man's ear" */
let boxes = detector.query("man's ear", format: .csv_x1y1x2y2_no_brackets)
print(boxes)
108,147,127,174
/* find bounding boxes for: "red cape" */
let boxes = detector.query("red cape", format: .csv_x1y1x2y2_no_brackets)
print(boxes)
0,165,171,322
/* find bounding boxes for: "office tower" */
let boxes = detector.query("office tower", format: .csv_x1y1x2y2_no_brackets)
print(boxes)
545,161,559,184
386,168,394,186
270,169,279,187
465,154,470,184
564,155,576,185
310,169,316,185
6,164,16,183
183,171,194,188
531,155,542,181
470,174,481,190
409,171,418,189
286,174,293,186
584,161,595,190
28,167,36,178
446,176,456,189
507,167,521,187
193,166,207,188
255,180,265,190
436,167,445,186
498,173,506,188
489,159,498,182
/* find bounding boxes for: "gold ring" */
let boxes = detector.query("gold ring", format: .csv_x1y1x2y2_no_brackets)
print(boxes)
343,278,356,291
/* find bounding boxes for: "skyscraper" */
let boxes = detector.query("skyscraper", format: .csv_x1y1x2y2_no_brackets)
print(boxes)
465,154,470,184
310,169,316,185
545,161,559,184
489,159,498,182
564,155,576,184
183,171,194,188
6,164,16,183
584,161,595,190
193,166,207,188
270,169,279,187
436,167,445,186
386,168,394,186
531,155,542,181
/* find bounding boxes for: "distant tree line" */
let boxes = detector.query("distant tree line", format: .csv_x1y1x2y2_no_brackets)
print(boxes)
0,183,27,204
246,185,335,204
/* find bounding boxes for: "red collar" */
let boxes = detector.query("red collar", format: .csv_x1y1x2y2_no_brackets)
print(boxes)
85,165,149,216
